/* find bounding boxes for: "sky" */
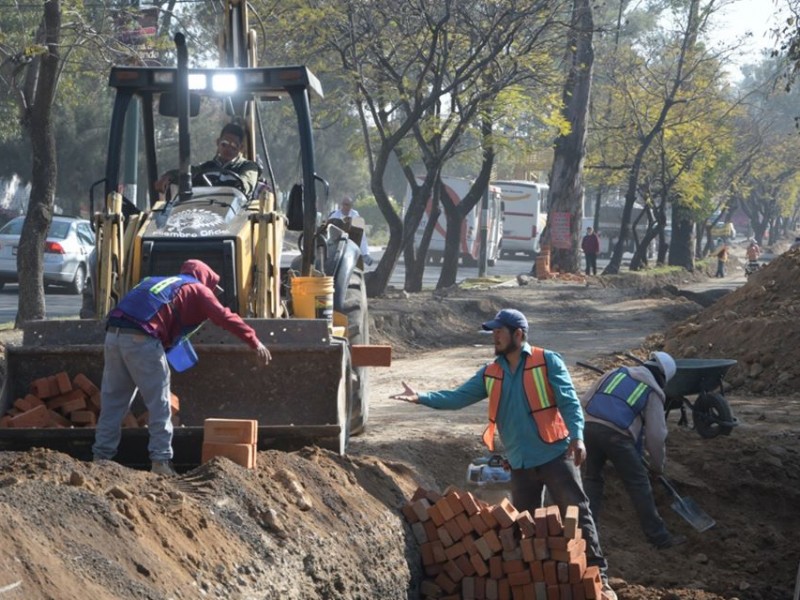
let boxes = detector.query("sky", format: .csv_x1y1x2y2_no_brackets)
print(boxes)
706,0,791,79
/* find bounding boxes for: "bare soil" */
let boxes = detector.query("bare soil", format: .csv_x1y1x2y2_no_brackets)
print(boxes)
0,241,798,600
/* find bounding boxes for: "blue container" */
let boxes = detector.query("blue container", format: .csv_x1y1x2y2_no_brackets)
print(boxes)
166,337,198,372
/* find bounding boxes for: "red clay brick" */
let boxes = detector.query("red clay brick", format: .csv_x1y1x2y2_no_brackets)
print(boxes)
508,569,531,587
461,491,481,516
350,344,391,367
498,579,511,600
551,539,586,563
482,529,503,554
428,503,446,527
481,508,500,530
30,376,58,399
470,552,490,577
492,498,519,529
463,575,476,600
517,510,536,539
437,525,455,547
430,540,447,564
462,533,477,556
0,415,13,428
87,391,102,412
419,580,443,597
423,519,439,541
499,527,518,552
572,582,586,600
530,560,544,583
474,537,494,561
542,560,558,585
557,561,570,583
455,553,476,578
13,394,44,412
559,582,573,600
475,576,487,600
411,498,432,522
568,554,587,583
203,418,258,444
445,490,466,516
486,578,498,600
421,542,436,566
563,505,580,539
445,517,464,542
533,507,548,537
444,541,467,561
70,410,96,426
489,555,504,579
533,538,550,560
582,566,601,599
456,512,474,536
434,571,459,595
46,389,87,412
401,502,420,524
61,396,87,415
10,405,52,428
201,442,256,468
545,506,563,536
54,372,72,394
503,559,525,574
546,584,559,600
520,538,536,563
72,373,100,396
470,513,490,535
435,496,456,522
410,522,427,546
443,559,464,584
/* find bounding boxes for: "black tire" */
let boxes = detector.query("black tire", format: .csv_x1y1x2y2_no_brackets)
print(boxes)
342,268,369,435
68,265,86,295
693,391,735,438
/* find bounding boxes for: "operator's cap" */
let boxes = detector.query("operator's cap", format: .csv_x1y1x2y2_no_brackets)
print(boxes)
645,351,677,383
481,309,528,334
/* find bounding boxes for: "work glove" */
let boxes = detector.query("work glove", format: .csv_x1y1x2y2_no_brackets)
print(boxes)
255,342,271,366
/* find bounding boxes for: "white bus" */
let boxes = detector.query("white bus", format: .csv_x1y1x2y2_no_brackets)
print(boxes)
406,176,503,266
491,180,549,259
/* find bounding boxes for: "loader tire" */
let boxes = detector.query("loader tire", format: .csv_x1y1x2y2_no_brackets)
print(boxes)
343,268,369,435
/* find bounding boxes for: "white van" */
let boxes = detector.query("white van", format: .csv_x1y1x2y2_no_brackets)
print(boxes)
406,176,503,266
491,180,548,258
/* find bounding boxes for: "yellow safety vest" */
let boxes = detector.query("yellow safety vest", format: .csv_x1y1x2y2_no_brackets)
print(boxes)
482,347,569,451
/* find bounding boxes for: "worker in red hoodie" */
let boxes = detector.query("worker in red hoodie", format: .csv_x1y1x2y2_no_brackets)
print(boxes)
92,259,271,475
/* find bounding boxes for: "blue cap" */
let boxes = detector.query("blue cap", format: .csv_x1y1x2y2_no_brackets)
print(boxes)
482,309,528,333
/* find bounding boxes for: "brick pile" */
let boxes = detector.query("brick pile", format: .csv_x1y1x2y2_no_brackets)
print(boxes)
201,418,258,469
0,371,180,429
401,486,603,600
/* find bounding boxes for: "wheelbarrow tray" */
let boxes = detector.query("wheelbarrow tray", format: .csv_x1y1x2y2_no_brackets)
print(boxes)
663,359,737,397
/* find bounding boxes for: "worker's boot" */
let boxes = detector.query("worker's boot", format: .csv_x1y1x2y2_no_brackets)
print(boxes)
601,581,617,600
655,533,687,550
151,460,177,477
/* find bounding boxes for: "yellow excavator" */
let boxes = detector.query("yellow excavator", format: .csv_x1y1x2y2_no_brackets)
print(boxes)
0,2,385,465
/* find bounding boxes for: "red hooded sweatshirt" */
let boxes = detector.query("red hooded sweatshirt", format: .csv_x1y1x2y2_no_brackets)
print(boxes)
140,259,259,350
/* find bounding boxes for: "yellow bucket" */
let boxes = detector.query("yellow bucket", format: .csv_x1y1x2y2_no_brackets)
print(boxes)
291,276,334,324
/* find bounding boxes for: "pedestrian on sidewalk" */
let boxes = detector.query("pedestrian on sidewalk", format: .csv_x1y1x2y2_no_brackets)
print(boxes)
582,227,600,275
715,244,729,278
580,352,687,550
390,308,617,600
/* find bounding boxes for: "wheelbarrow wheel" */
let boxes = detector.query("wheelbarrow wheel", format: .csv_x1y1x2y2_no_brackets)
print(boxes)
693,392,734,438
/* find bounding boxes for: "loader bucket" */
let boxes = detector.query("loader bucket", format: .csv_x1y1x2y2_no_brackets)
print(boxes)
0,319,351,468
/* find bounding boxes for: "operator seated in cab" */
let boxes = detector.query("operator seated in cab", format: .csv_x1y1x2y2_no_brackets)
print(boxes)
154,123,260,198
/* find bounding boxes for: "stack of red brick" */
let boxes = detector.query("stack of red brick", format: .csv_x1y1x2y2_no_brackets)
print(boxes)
0,371,180,429
401,486,603,600
201,418,258,469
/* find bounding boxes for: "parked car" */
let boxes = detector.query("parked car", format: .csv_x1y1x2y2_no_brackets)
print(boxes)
0,215,95,294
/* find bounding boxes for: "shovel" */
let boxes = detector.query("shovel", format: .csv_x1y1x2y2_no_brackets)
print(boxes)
657,473,716,532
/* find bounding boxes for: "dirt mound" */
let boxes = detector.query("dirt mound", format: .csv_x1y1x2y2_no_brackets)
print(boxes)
0,447,418,599
661,249,800,395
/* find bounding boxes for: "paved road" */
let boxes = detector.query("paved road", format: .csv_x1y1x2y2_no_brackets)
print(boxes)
0,251,752,324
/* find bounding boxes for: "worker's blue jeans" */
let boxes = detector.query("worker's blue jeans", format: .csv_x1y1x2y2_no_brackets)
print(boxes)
93,331,173,462
583,421,672,547
510,451,608,579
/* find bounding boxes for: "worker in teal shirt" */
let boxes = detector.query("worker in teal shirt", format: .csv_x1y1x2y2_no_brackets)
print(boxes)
391,308,616,600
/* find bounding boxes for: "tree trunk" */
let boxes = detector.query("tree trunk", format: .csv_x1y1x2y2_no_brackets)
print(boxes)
668,201,695,271
16,0,61,327
547,0,594,274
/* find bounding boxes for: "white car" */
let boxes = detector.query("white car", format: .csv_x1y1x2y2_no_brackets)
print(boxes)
0,215,95,294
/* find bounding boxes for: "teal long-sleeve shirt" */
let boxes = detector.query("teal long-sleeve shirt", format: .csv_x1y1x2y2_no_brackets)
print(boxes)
417,343,584,470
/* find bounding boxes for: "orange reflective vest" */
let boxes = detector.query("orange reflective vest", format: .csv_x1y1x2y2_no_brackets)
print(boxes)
482,347,570,451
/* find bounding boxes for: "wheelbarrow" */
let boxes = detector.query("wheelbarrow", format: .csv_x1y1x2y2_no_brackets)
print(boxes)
663,358,739,439
577,356,739,439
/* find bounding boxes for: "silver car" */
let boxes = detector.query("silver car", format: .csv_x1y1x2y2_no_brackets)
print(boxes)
0,215,95,294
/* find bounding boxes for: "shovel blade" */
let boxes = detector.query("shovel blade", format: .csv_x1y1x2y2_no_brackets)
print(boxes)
671,496,715,532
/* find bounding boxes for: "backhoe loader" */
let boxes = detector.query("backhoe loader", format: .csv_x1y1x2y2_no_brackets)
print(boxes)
0,3,385,466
